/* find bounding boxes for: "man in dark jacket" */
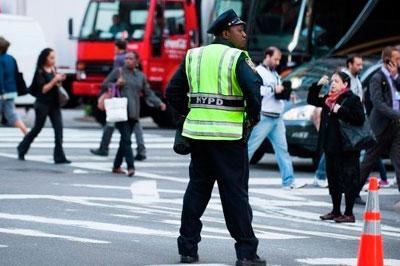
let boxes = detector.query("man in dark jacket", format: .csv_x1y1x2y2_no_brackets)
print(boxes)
359,46,400,195
166,9,265,266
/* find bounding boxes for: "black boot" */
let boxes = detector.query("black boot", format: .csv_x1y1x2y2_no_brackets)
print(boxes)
236,255,266,266
180,254,199,263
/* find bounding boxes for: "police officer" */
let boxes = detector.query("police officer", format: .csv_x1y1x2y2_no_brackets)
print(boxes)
166,9,265,266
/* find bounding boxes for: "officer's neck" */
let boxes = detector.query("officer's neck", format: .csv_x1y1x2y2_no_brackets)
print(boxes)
213,37,237,49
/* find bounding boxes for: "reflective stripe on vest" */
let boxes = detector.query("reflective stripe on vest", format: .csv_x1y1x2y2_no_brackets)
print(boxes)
183,44,245,140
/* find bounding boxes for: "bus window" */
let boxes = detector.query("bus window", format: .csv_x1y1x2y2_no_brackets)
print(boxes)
165,1,185,35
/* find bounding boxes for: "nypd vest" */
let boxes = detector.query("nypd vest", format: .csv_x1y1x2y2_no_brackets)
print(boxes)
183,44,245,140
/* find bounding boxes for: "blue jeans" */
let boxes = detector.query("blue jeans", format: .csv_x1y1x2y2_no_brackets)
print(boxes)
315,153,326,180
248,115,294,186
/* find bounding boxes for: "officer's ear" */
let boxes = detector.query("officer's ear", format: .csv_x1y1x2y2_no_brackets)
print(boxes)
221,28,231,40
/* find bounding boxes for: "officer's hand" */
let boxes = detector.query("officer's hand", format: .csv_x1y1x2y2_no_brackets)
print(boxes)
159,103,167,111
317,75,329,86
275,85,284,94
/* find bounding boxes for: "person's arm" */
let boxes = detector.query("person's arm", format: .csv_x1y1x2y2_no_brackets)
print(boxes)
236,55,262,125
370,72,400,120
141,73,163,108
100,68,119,95
337,95,365,126
307,83,326,107
166,61,190,117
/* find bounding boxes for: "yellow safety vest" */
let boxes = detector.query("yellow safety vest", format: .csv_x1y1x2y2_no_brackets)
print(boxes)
183,44,246,140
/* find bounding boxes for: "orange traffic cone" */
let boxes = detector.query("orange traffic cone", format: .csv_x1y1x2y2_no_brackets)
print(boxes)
357,177,384,266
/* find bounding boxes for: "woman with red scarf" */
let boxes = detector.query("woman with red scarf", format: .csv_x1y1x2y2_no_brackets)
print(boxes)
307,71,365,223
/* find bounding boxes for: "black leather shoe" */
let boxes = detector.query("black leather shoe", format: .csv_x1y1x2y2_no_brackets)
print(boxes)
90,148,108,156
55,159,71,164
17,152,25,161
135,154,146,161
334,215,355,223
320,212,342,221
236,255,266,266
180,254,199,263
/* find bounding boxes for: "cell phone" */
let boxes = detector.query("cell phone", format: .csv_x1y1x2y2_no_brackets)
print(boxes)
385,58,391,65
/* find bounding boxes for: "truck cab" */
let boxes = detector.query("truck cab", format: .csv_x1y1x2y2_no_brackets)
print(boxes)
71,0,198,126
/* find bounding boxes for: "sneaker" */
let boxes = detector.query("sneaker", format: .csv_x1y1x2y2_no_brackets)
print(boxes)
127,168,135,177
236,255,266,266
90,148,108,157
355,196,366,205
379,179,390,188
313,177,328,188
180,254,199,263
283,180,307,189
134,154,146,161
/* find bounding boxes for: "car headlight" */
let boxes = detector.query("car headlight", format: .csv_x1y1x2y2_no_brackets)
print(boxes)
283,105,315,120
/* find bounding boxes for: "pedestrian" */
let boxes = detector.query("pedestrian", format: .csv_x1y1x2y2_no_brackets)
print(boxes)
247,47,306,189
308,71,365,223
0,36,28,135
166,9,266,266
358,46,400,198
17,48,70,163
90,40,148,161
100,52,166,177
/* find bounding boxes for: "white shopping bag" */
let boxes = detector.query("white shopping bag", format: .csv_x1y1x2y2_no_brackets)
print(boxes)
104,97,128,122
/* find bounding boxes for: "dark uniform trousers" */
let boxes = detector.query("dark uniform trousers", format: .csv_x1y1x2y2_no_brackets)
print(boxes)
178,139,259,260
360,121,400,192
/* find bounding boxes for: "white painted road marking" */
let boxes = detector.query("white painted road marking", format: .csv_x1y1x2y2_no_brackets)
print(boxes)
297,258,400,266
0,228,109,244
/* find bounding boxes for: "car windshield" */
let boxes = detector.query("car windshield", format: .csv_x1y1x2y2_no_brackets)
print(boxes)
80,0,149,41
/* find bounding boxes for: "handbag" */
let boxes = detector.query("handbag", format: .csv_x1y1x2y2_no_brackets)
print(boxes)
104,84,128,122
173,117,191,155
58,86,70,107
16,72,28,96
338,98,376,151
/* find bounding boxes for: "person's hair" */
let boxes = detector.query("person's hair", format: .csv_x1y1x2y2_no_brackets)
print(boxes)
36,48,54,72
334,71,351,88
264,46,281,58
381,46,397,61
115,39,127,50
125,51,139,60
346,54,362,67
0,36,10,54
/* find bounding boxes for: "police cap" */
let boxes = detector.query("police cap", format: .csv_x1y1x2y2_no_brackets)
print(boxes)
207,9,245,35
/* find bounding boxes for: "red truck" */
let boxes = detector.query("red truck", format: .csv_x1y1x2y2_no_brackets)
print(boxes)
68,0,199,126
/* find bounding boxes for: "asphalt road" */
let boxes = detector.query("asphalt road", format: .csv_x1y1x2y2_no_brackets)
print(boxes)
0,109,399,266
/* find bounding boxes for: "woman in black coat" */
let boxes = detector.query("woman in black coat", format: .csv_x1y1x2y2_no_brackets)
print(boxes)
307,71,365,223
17,48,70,163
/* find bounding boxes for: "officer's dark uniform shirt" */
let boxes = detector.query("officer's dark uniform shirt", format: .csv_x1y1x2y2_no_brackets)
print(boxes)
166,38,262,125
